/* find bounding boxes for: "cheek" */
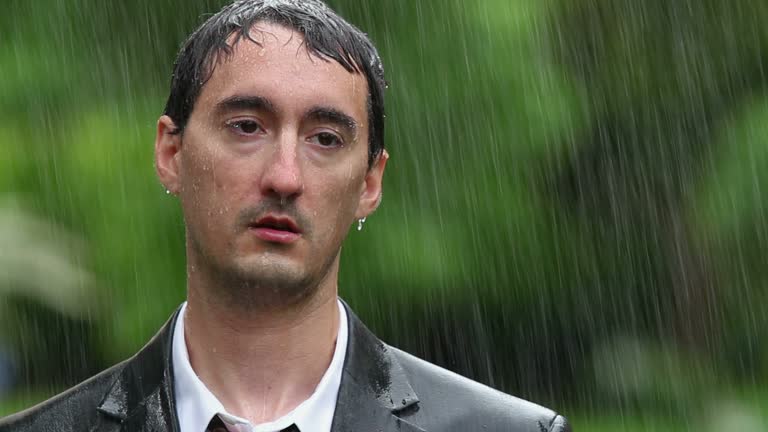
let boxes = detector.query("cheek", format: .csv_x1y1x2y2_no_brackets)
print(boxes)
179,146,236,226
182,144,232,194
318,169,366,226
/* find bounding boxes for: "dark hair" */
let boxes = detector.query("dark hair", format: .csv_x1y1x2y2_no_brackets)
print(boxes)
163,0,386,166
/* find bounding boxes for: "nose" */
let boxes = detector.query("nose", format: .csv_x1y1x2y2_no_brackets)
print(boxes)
259,133,304,202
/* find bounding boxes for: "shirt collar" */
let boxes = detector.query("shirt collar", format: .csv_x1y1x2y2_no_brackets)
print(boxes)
172,299,349,432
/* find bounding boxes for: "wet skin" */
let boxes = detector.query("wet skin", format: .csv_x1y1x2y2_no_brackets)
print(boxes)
155,22,388,308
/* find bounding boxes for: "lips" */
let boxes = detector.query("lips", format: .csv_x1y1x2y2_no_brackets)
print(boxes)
252,215,301,233
249,215,302,244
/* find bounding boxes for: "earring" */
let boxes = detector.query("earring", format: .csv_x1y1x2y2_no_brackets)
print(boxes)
165,189,171,195
357,217,366,231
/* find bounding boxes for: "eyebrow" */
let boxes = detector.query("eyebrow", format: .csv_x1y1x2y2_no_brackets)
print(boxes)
212,95,359,136
304,106,358,136
212,95,277,117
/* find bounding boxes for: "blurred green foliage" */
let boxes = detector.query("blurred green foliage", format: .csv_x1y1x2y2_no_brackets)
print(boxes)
2,0,768,428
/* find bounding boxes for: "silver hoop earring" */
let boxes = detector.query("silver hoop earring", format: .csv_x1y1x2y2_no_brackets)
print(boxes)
357,217,366,231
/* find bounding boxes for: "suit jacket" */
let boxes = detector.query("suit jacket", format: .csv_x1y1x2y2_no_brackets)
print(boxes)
0,303,571,432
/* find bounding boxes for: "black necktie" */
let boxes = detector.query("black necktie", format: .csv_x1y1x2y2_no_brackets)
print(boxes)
206,414,300,432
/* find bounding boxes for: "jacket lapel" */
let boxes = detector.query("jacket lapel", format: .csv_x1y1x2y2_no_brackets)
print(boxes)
332,304,425,432
93,302,425,432
96,309,181,432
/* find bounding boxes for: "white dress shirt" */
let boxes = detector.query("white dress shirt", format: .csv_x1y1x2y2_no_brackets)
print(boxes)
172,300,348,432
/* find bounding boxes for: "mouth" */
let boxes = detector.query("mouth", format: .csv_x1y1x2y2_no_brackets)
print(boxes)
249,215,302,244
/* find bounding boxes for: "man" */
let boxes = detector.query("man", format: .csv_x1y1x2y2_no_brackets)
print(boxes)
0,1,570,431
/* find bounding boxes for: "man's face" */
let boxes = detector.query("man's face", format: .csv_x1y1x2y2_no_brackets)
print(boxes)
155,23,387,303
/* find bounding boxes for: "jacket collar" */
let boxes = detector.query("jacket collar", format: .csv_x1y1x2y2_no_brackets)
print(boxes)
96,301,424,432
331,302,424,432
96,308,180,431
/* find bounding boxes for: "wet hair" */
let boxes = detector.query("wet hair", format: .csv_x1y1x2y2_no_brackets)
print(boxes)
163,0,386,166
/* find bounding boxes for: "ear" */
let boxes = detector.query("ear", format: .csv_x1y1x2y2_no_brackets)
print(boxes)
155,115,183,194
355,150,389,219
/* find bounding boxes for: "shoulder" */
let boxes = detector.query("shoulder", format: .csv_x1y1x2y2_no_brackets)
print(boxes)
0,361,126,432
390,347,571,432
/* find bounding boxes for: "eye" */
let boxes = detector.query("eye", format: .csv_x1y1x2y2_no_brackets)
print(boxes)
309,132,344,148
226,119,264,136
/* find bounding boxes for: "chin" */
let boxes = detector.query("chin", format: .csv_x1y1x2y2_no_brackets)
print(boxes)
234,253,301,279
216,258,316,306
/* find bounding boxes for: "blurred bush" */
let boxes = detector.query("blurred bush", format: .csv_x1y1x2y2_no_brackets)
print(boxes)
0,197,104,388
2,0,768,423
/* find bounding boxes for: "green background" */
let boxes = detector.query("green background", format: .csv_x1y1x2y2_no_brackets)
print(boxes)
2,0,768,429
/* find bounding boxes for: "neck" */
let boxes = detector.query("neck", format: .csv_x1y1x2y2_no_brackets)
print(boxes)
183,266,341,424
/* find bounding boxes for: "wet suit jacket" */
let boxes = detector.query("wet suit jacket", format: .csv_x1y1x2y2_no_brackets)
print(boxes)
0,303,571,432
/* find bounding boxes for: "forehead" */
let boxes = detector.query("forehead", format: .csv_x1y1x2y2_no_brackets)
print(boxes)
194,22,368,120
